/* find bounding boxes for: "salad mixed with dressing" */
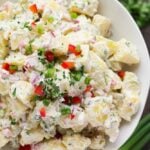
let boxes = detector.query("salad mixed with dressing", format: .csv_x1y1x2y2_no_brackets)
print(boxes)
0,0,140,150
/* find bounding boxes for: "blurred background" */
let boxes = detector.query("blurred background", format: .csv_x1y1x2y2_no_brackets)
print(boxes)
119,0,150,149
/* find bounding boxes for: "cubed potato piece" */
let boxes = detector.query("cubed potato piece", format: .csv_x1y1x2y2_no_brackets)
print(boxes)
9,29,30,50
10,81,34,107
122,72,140,96
0,36,8,59
5,52,27,67
62,134,91,150
89,135,106,150
20,128,44,145
0,132,9,148
112,39,140,65
33,139,66,150
69,0,99,17
86,51,108,73
92,15,111,37
0,79,9,96
118,96,140,121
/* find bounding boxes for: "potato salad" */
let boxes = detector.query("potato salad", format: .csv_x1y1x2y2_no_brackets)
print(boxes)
0,0,140,150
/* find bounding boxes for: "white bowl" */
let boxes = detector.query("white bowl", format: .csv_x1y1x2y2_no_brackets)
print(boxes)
1,0,150,150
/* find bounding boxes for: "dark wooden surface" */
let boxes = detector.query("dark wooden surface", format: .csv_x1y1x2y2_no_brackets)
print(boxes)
141,26,150,150
141,26,150,117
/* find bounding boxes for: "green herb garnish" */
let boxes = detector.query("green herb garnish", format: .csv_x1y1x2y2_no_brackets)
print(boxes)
43,99,50,106
119,0,150,28
48,16,55,23
12,88,16,97
44,68,56,78
11,118,17,125
70,12,78,19
61,107,71,115
85,77,91,85
23,22,32,30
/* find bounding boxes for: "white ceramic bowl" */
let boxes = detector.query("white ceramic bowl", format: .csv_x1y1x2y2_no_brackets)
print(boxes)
1,0,150,150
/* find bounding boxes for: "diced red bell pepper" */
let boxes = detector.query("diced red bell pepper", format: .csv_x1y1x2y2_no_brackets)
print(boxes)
2,63,18,74
68,44,81,56
40,107,46,117
2,63,10,71
45,51,54,62
19,145,31,150
84,85,92,93
61,61,75,69
117,71,125,79
34,85,45,96
29,4,38,13
69,113,75,120
72,96,81,104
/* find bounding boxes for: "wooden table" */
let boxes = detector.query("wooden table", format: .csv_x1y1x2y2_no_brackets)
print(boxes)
141,26,150,117
141,26,150,149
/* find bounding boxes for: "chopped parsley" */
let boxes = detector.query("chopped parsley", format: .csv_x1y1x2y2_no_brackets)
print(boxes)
44,79,62,101
23,22,32,31
43,99,50,106
11,118,17,125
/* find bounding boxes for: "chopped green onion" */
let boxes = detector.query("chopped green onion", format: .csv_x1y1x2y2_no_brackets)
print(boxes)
0,109,5,117
120,123,150,150
48,16,55,23
70,12,78,19
9,65,18,71
85,77,91,85
25,44,33,55
61,107,71,116
37,24,44,34
12,88,16,97
38,48,45,56
45,68,56,78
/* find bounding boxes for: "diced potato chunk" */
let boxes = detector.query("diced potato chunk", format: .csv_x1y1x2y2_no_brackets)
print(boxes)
10,81,34,107
112,39,140,65
62,134,91,150
93,15,111,37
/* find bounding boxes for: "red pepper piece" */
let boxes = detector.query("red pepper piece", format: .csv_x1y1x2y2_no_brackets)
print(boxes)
117,71,125,79
45,51,54,62
61,61,75,69
72,96,81,104
34,85,45,96
19,145,31,150
29,4,38,13
40,107,46,117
